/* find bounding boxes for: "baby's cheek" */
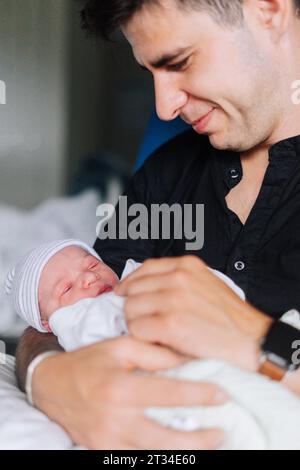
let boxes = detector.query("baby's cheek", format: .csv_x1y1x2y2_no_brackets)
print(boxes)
111,274,120,286
104,269,119,285
68,290,84,305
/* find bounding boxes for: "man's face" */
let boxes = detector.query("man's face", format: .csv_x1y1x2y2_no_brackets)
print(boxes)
123,0,283,152
38,246,119,322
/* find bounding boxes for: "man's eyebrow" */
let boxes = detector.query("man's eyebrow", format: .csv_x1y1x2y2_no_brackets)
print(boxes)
138,47,189,70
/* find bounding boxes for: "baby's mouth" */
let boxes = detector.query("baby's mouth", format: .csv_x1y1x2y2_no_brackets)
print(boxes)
97,285,113,296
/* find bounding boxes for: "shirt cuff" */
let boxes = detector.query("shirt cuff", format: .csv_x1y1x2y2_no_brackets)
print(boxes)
25,351,60,406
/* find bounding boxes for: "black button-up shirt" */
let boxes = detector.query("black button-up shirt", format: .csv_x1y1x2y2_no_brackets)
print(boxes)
94,129,300,320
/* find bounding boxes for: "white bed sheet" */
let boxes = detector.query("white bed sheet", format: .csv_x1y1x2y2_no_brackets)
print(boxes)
0,355,77,450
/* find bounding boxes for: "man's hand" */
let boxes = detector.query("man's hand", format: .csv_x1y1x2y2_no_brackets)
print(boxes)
32,336,227,450
115,256,273,372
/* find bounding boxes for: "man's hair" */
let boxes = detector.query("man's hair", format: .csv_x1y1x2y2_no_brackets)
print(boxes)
81,0,300,40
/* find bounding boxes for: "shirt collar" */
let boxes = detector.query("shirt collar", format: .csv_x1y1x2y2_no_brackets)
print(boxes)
210,133,300,194
269,134,300,161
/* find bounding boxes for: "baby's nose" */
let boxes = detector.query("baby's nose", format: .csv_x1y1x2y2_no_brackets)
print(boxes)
82,271,99,288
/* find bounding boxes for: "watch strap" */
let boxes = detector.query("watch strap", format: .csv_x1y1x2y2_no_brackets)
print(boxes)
258,356,286,381
259,318,300,381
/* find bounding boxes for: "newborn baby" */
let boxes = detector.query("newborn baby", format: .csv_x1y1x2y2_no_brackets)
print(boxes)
5,239,300,450
4,239,139,348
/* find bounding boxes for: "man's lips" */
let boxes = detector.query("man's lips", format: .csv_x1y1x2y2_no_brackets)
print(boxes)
190,109,215,133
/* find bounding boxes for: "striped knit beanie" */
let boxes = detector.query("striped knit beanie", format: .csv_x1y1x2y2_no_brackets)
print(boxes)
4,239,101,332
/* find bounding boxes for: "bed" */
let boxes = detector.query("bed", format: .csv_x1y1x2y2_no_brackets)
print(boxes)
0,355,81,449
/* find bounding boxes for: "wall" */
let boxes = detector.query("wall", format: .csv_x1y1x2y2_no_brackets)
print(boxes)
0,0,70,208
0,1,154,208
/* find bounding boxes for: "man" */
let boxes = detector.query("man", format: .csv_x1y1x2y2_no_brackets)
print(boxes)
15,0,300,449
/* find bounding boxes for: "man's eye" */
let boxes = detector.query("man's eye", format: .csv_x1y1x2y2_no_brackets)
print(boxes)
167,59,188,72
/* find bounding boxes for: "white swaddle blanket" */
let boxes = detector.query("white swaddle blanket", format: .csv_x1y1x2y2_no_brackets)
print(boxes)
45,259,300,449
146,359,300,450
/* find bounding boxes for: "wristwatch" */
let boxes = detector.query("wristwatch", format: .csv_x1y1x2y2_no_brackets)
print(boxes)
259,312,300,381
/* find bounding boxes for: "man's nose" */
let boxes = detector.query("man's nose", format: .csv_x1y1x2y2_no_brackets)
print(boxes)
81,271,99,289
154,73,188,121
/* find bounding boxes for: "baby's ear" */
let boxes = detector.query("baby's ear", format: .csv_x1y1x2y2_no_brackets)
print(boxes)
41,319,52,333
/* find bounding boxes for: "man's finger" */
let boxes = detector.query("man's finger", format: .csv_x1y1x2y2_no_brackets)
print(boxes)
128,415,225,450
128,314,173,343
128,314,198,356
124,291,173,320
115,257,183,294
120,373,229,407
112,336,187,370
116,272,175,297
128,313,234,360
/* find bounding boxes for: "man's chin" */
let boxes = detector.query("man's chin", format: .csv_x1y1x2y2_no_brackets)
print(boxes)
192,125,247,153
208,132,245,153
207,133,231,151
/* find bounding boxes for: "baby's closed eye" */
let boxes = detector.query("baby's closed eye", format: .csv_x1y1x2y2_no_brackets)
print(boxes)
61,284,72,296
89,261,99,269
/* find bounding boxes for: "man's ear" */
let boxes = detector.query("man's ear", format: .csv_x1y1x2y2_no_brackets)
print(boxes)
41,319,52,333
246,0,292,40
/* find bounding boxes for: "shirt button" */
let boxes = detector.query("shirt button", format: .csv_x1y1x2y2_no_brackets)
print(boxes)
234,261,245,271
230,169,239,179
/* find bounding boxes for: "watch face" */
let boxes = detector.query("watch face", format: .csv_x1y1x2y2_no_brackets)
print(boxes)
262,321,300,371
266,352,289,370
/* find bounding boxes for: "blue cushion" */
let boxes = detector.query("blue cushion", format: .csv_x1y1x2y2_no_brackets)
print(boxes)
135,112,190,171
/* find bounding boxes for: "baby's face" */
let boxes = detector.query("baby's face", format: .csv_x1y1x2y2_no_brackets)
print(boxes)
38,246,119,326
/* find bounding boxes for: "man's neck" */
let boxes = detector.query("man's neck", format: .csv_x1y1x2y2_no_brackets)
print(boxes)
240,146,270,176
225,147,270,225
